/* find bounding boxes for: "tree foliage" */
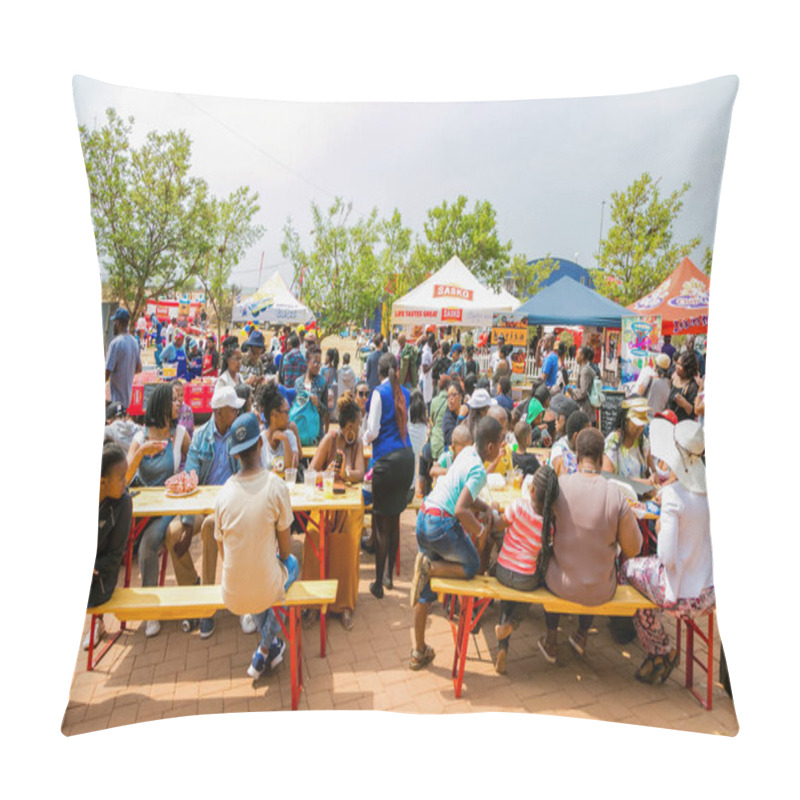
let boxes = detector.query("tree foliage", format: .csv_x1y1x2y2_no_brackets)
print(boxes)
410,195,514,291
508,253,559,300
592,173,701,305
282,198,384,339
702,245,713,276
79,108,264,326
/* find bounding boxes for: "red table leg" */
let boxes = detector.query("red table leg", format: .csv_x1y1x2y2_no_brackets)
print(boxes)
319,513,327,658
86,614,123,671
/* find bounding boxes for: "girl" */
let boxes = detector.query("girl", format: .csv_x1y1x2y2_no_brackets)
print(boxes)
668,350,700,422
216,344,244,390
257,382,299,473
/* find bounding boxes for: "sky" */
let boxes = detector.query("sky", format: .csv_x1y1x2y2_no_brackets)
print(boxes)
4,1,798,796
73,75,736,296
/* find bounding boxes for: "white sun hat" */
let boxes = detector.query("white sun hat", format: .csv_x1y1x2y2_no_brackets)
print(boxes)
649,418,706,494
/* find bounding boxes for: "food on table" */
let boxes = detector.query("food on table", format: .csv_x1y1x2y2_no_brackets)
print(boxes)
164,470,199,495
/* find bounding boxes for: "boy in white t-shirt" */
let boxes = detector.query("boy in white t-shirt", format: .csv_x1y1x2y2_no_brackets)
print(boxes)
214,412,299,679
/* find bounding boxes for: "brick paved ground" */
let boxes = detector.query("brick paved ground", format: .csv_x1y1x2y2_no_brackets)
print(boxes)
63,509,737,736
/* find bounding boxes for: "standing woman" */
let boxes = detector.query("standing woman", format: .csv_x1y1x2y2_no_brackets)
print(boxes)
568,345,597,422
216,344,244,390
362,352,415,598
126,382,190,637
303,392,366,629
622,419,714,683
668,350,700,422
294,347,329,442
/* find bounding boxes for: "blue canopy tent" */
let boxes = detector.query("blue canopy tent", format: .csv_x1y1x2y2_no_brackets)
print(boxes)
512,276,630,328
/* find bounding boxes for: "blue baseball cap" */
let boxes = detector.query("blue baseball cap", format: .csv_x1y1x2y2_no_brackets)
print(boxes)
228,412,262,456
111,307,130,323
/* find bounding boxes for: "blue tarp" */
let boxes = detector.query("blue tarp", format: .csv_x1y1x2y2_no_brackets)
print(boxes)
512,276,631,328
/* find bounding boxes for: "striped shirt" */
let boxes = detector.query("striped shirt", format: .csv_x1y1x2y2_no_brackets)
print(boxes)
497,498,543,576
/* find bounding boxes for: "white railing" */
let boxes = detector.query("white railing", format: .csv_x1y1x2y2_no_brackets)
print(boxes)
474,348,576,383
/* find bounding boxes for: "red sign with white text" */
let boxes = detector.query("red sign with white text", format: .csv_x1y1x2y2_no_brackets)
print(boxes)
434,284,473,302
441,308,463,322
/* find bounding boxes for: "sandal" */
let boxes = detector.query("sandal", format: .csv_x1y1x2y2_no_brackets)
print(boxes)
635,654,657,683
495,622,514,641
341,609,354,631
409,645,435,671
495,648,507,675
301,608,319,629
657,649,680,684
538,634,557,664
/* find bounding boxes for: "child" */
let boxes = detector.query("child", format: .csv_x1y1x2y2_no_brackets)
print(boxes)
409,416,505,671
430,424,472,479
489,466,554,674
86,443,132,649
484,405,514,477
511,421,541,477
213,412,300,678
549,410,590,476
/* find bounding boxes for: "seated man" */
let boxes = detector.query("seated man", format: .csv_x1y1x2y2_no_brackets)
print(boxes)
408,416,504,671
165,385,244,638
214,412,299,678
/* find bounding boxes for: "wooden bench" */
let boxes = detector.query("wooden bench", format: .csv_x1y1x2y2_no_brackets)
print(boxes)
430,575,658,699
87,580,338,710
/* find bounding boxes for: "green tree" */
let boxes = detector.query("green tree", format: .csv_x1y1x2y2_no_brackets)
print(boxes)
410,195,514,290
281,198,382,339
79,108,214,322
592,173,701,305
195,187,265,342
508,253,559,300
702,245,713,276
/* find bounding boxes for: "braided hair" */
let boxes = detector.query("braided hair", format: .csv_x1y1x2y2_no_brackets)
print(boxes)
144,382,174,430
533,464,560,549
258,381,286,426
378,352,408,442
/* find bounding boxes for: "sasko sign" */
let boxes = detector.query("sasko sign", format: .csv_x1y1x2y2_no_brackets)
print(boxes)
441,308,463,322
434,284,473,302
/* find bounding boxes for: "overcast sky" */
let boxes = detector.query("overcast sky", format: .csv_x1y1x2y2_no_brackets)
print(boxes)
73,75,736,296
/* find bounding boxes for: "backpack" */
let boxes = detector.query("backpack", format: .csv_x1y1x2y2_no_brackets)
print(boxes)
289,394,320,446
589,376,605,409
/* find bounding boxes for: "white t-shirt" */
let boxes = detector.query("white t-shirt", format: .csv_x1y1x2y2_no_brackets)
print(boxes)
407,420,428,489
214,470,294,615
421,344,434,403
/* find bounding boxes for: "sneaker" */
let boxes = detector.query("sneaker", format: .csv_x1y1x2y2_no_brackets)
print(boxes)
247,648,267,679
199,616,215,639
181,619,198,633
410,553,431,607
240,614,257,634
267,638,286,669
409,645,435,671
82,617,105,650
145,620,161,638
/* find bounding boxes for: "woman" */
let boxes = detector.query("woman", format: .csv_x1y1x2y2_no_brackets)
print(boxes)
602,396,657,483
362,352,415,598
293,347,329,442
127,382,190,638
464,388,492,441
568,345,597,421
549,410,590,476
464,345,478,378
622,419,714,684
302,392,366,630
354,379,370,438
668,350,700,422
537,430,642,662
216,344,244,390
442,380,464,452
323,347,340,421
493,344,513,386
645,354,672,415
257,382,299,473
407,390,429,496
85,443,132,649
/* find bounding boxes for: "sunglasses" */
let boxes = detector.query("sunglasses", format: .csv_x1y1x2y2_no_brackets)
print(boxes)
357,390,369,397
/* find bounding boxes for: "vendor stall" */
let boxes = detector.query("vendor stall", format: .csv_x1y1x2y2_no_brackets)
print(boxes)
232,271,315,327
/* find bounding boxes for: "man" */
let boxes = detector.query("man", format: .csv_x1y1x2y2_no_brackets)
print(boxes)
397,332,419,390
420,333,435,407
279,332,307,389
365,334,384,392
431,341,452,392
166,316,177,346
540,334,559,389
202,334,219,378
105,307,141,411
408,416,505,670
684,335,706,378
135,312,148,348
165,386,245,638
548,393,579,441
161,329,190,379
489,334,505,376
214,412,299,677
661,334,676,361
241,328,267,387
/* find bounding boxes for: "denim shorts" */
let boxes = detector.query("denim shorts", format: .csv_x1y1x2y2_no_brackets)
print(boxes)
415,510,480,604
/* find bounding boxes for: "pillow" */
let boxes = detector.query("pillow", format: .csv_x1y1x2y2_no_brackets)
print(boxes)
67,75,737,737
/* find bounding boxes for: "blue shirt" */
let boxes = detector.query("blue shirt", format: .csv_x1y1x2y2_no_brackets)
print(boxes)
106,333,141,409
207,419,234,486
425,445,487,516
365,349,382,392
542,352,559,388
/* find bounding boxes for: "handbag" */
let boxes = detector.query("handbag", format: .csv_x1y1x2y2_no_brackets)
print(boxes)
289,393,320,446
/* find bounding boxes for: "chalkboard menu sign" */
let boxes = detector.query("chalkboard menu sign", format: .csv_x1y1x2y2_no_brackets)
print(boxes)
600,390,626,436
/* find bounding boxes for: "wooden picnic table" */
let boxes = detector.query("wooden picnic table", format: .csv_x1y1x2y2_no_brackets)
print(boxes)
300,444,372,460
129,482,364,656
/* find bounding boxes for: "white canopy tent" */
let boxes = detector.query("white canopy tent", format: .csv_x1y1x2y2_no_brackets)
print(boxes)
390,256,520,328
232,271,315,326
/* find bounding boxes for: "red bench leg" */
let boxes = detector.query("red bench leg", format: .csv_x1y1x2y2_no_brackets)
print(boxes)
452,596,474,698
86,614,123,671
677,610,715,710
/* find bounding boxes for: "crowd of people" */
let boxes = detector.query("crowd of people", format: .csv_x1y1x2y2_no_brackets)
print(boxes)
97,312,713,689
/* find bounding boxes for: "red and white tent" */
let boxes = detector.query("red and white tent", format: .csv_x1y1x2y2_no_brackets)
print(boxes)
391,256,519,328
628,257,710,335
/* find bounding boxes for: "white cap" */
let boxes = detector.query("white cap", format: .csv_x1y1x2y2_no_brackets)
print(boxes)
467,388,492,409
650,419,706,494
211,385,246,410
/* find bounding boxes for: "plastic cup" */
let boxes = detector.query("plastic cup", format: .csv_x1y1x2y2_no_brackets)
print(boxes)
285,468,297,485
323,470,335,499
305,470,317,492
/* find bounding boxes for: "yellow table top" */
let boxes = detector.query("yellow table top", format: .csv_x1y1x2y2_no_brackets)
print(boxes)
131,482,364,517
300,444,372,460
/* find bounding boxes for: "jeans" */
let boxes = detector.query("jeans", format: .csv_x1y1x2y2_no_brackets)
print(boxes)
415,510,479,604
253,554,300,651
138,515,174,587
